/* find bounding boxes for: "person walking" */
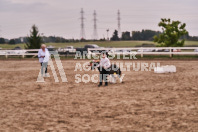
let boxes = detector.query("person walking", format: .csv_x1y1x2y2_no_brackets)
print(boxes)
38,44,50,77
98,52,111,87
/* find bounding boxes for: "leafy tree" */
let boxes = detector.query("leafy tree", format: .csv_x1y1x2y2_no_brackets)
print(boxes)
154,18,188,47
0,37,5,44
111,30,120,41
25,25,43,49
121,31,131,40
141,30,161,40
131,31,142,40
9,39,16,44
14,38,22,44
131,30,161,40
181,33,198,41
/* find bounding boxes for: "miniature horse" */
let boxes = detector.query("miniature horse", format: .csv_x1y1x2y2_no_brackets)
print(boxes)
89,60,123,83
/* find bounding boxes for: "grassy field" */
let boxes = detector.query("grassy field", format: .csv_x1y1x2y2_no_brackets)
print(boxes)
0,41,198,49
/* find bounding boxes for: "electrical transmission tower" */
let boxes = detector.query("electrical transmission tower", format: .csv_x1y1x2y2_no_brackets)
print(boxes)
80,8,86,40
93,10,98,40
117,10,121,37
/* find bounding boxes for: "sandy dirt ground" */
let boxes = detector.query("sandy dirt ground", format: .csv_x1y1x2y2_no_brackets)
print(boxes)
0,59,197,131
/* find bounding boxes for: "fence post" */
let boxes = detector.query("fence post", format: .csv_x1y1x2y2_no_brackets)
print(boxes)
141,47,143,58
22,50,25,58
5,51,8,58
169,47,172,58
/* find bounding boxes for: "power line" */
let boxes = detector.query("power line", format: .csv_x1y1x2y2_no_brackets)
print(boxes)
80,8,86,40
93,10,98,40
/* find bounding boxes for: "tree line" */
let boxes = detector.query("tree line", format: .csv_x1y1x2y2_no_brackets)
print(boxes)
0,36,80,44
1,29,197,45
110,30,161,41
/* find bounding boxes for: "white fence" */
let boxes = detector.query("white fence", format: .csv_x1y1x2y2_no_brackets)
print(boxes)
0,47,198,58
0,49,39,58
88,47,198,57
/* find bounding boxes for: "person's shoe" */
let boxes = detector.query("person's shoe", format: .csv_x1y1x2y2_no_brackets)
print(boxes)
105,83,108,86
36,76,45,82
98,83,102,87
45,73,50,77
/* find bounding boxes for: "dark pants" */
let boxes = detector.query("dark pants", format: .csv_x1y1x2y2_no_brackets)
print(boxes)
40,62,47,74
99,67,109,85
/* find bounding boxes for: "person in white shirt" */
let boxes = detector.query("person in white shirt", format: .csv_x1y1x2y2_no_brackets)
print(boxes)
38,44,50,77
98,52,111,87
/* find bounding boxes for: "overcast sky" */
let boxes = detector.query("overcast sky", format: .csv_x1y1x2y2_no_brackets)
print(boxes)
0,0,198,39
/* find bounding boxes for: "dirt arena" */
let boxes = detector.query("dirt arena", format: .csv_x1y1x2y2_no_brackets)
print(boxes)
0,59,197,131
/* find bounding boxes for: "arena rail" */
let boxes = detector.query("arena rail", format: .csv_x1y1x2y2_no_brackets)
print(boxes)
87,47,198,58
1,47,198,58
0,49,39,58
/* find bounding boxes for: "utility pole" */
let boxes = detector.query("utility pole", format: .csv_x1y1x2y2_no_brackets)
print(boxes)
93,10,98,40
80,8,86,40
117,10,121,37
106,29,109,41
